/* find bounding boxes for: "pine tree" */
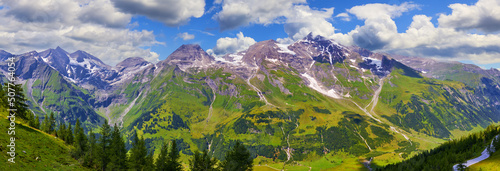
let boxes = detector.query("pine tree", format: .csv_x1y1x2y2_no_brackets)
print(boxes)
129,132,147,170
33,115,40,129
66,123,74,145
0,83,6,108
73,118,87,159
166,140,182,171
145,150,156,171
107,124,128,171
156,141,169,171
99,120,112,171
84,130,99,169
220,141,253,171
5,83,29,120
190,149,218,171
48,112,56,134
58,121,67,141
41,114,48,133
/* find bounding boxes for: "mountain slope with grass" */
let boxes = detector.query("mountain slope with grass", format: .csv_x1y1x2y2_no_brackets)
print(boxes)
0,110,88,170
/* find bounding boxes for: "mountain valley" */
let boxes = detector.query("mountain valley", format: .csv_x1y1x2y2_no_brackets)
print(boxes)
2,34,500,170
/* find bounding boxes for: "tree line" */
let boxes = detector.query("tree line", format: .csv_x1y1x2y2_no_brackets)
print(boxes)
376,124,500,171
39,119,254,171
1,83,254,171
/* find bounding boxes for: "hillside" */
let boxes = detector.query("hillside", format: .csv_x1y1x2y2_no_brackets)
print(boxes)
376,125,500,171
0,109,88,170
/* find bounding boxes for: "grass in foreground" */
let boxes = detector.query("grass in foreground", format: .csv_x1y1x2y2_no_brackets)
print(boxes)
0,110,87,171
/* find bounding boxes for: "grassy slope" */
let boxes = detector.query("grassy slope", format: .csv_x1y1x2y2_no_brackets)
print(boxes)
106,59,500,170
0,109,87,170
119,63,424,170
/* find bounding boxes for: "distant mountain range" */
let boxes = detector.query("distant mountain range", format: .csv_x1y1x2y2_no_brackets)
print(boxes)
2,34,500,167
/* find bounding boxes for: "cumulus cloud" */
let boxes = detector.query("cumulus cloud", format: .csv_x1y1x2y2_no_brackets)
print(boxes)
346,3,419,50
393,15,500,64
215,0,339,43
214,0,306,30
284,5,336,40
111,0,205,27
0,0,161,65
209,32,256,56
79,0,131,28
177,32,195,41
333,1,500,65
438,0,500,33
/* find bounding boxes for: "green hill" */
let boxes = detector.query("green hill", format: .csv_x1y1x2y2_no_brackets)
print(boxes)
0,110,88,170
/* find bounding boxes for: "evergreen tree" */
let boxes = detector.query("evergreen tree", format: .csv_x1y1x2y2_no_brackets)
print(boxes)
33,115,40,129
220,141,253,171
5,83,29,120
107,124,127,171
58,121,67,141
66,123,74,145
84,130,99,169
456,162,466,171
42,115,48,133
48,112,56,134
190,149,218,171
99,120,112,171
145,150,156,171
129,132,148,170
73,118,87,159
156,141,169,171
494,135,500,153
166,140,182,171
0,83,6,108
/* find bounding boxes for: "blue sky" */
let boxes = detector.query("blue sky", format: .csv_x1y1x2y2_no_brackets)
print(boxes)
0,0,499,68
140,0,473,59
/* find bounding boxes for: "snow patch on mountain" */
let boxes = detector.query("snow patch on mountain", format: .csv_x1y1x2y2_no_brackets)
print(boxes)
276,43,296,55
364,57,382,69
301,73,341,99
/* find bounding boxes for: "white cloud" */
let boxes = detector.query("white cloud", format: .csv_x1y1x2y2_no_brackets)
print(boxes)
214,0,306,30
215,0,339,44
79,0,131,28
284,5,336,40
438,0,500,33
332,1,500,65
210,32,256,56
345,3,419,50
177,32,195,41
335,12,350,21
111,0,205,27
0,0,161,65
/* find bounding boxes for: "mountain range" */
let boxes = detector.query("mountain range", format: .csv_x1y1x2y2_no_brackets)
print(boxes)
2,34,500,168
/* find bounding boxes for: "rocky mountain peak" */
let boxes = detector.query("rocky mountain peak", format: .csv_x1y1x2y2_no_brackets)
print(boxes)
0,50,13,61
70,50,108,67
162,44,215,71
166,44,214,62
300,34,349,65
241,40,282,66
115,57,151,72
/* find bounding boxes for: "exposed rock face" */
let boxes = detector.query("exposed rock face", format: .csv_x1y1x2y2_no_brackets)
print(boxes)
0,50,13,61
163,44,215,71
